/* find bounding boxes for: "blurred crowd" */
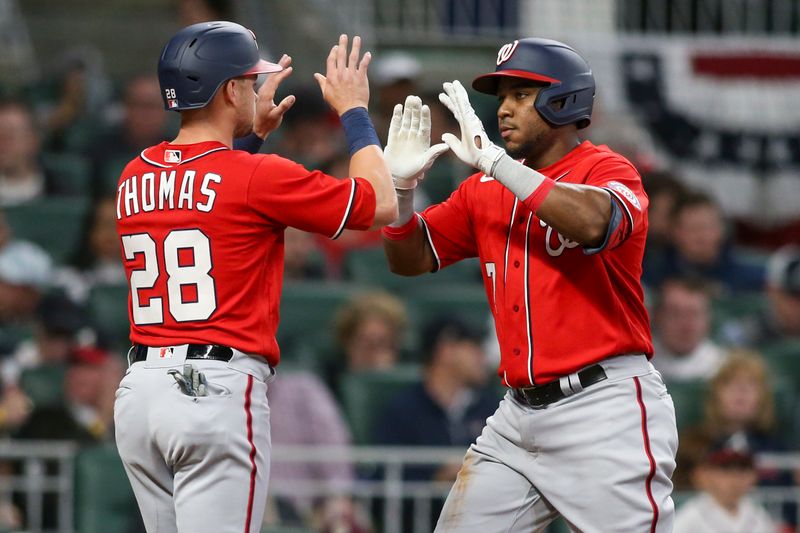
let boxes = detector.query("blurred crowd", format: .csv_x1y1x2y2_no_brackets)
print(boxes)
0,0,798,532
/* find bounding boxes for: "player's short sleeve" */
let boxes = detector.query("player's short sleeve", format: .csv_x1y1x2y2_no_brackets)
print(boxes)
418,177,478,271
247,155,376,238
585,157,649,252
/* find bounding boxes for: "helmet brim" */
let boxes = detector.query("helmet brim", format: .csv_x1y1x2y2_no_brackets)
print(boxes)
472,70,560,95
243,58,284,75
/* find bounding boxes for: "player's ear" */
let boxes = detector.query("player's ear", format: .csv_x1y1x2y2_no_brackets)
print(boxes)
221,79,238,107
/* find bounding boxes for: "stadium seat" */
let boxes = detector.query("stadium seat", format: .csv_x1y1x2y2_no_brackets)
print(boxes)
666,380,707,432
41,152,92,195
407,284,490,333
710,292,769,339
343,247,482,292
340,365,422,444
3,197,90,264
87,284,131,352
19,365,66,408
74,443,138,533
277,281,362,355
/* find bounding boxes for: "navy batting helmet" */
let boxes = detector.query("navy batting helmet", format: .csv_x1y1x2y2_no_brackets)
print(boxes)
157,21,282,111
472,38,595,129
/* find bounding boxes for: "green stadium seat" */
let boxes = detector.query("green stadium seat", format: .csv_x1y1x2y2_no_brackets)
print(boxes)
343,247,482,292
41,152,92,195
340,365,422,444
87,284,131,352
277,281,361,355
19,365,66,408
261,527,315,533
407,284,490,333
665,380,707,432
710,292,769,338
4,197,90,264
74,443,139,533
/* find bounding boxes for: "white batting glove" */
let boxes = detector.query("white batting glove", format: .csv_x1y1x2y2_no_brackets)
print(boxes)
384,95,449,190
439,80,505,176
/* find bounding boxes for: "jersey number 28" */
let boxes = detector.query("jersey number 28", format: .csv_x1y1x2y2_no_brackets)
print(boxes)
122,229,217,325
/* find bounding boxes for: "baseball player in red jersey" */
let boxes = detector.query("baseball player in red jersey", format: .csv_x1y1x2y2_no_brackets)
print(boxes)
113,22,397,533
382,39,678,532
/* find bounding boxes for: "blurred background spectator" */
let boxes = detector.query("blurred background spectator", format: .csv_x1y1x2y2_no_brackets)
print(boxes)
651,277,726,383
327,291,408,398
0,99,77,205
644,191,766,294
674,435,777,533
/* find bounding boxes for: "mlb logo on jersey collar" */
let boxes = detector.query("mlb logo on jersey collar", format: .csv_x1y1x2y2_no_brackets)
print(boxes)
165,150,182,164
159,347,174,358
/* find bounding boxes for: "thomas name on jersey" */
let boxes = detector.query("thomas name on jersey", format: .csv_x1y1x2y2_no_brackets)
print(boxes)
116,169,221,219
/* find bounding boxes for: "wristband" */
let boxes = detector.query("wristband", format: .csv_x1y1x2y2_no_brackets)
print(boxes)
340,107,381,155
389,188,415,227
382,214,419,240
523,179,556,213
233,132,265,154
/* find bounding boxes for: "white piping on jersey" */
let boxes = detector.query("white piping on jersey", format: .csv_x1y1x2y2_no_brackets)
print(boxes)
139,150,170,168
502,370,509,387
524,212,534,386
604,188,634,230
418,215,442,272
331,178,357,240
555,170,571,182
139,146,229,168
503,198,518,286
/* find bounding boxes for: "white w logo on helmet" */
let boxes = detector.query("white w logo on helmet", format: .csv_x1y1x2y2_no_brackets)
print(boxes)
496,40,519,66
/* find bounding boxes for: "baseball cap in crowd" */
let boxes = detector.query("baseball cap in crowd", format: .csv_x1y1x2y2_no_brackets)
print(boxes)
766,246,800,296
0,241,52,289
421,315,484,360
703,435,755,469
372,52,422,86
36,293,88,337
70,345,109,367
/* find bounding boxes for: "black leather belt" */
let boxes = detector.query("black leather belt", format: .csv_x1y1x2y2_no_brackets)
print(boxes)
130,344,234,363
513,364,607,408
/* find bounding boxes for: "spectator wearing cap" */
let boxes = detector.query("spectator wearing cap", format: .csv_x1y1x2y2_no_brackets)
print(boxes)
0,292,90,397
675,352,792,497
16,343,120,443
373,315,499,480
371,52,422,141
0,221,53,353
650,277,726,383
643,190,766,294
723,246,800,348
673,436,777,533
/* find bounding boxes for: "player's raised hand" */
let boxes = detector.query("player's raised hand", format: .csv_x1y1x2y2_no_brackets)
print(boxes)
314,34,372,116
439,80,505,176
384,95,449,190
253,54,296,139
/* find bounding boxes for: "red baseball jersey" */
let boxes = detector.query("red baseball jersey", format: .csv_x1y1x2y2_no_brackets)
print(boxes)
115,141,376,365
419,141,652,387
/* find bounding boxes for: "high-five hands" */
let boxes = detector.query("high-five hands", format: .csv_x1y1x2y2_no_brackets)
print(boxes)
384,95,449,190
439,80,505,176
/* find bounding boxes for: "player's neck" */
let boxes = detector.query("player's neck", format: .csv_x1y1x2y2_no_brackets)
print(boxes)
524,135,582,170
171,115,235,148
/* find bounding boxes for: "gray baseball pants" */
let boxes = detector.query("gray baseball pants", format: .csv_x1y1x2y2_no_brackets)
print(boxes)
114,345,275,533
435,355,679,533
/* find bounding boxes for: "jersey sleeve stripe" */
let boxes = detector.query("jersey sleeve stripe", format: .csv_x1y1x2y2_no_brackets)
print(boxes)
603,188,634,230
418,215,441,273
331,178,357,240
